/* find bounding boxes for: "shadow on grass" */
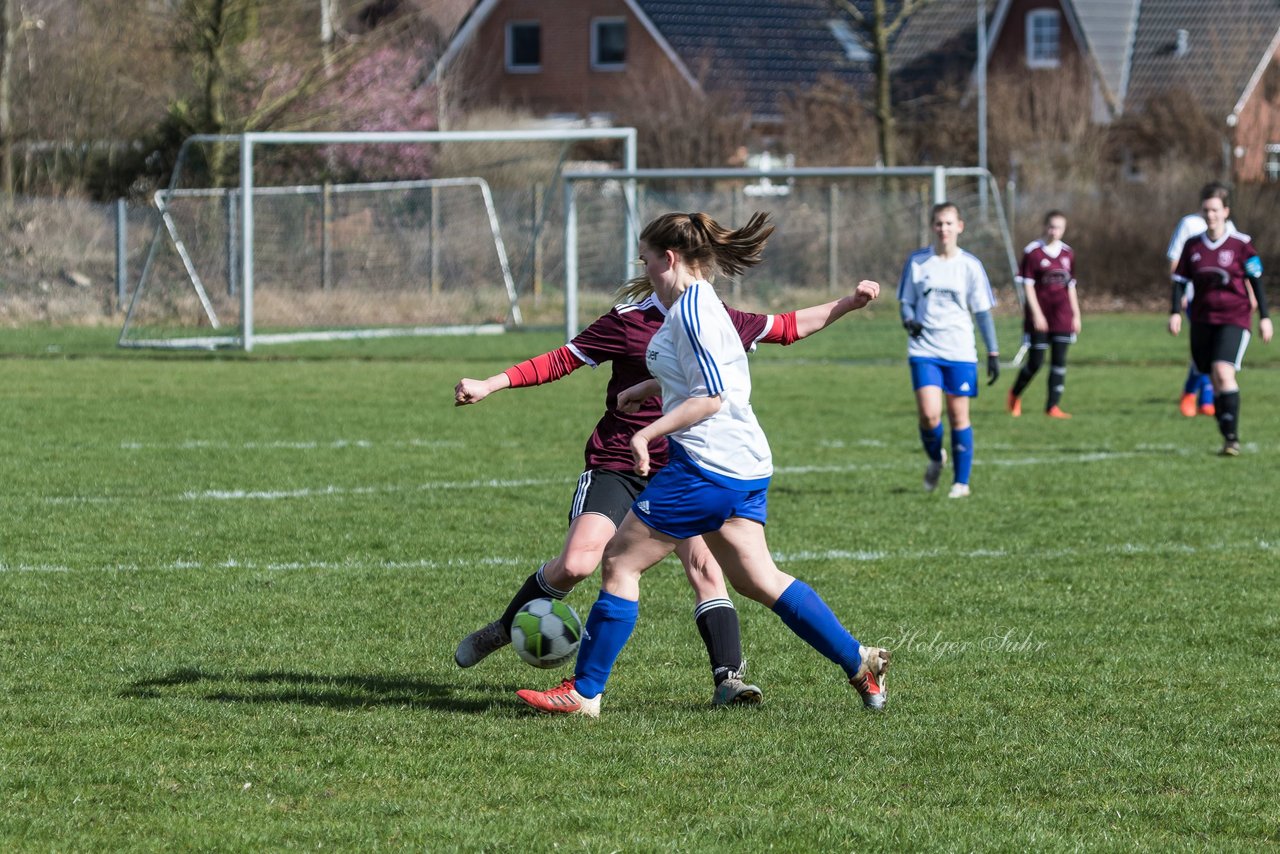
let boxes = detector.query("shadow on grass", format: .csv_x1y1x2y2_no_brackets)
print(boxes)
121,666,524,713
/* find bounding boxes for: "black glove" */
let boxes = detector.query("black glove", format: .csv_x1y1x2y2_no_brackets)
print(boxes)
903,320,924,338
986,354,1000,386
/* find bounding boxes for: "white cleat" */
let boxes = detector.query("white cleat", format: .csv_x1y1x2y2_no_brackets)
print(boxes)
947,483,971,499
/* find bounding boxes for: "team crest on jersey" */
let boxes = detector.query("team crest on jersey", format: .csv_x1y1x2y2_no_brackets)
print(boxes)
1218,250,1235,266
1039,258,1050,268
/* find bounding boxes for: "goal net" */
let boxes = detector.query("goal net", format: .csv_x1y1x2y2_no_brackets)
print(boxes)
120,129,636,350
561,165,1019,338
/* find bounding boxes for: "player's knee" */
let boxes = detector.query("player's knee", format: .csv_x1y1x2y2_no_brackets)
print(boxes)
560,549,604,582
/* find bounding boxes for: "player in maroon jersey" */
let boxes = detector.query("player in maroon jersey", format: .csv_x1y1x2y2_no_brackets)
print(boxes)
1168,184,1273,456
451,278,879,705
1007,210,1082,418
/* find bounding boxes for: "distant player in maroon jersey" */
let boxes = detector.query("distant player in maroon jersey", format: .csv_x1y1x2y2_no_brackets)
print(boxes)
1168,183,1273,456
1007,210,1081,418
451,276,880,705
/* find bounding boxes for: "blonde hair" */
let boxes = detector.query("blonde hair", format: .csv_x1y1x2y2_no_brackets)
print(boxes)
616,211,775,302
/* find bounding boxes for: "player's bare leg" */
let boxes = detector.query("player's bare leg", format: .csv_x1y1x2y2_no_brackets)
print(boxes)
705,518,889,710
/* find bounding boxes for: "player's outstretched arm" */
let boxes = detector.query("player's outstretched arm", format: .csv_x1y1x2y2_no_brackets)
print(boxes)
453,346,586,406
454,373,509,406
791,280,880,339
760,280,882,345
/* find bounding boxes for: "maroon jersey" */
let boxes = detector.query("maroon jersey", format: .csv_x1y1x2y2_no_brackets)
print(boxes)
566,293,771,472
1018,240,1076,335
1175,229,1259,329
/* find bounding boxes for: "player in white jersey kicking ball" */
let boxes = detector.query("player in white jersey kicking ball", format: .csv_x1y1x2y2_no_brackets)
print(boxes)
897,202,1001,498
515,211,890,717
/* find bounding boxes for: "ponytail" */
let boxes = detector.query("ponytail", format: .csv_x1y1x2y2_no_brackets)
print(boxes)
629,210,775,285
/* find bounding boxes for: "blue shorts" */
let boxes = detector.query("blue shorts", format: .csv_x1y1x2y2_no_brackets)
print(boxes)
910,356,979,397
631,446,769,540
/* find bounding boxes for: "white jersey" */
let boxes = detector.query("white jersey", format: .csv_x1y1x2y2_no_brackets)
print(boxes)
645,280,772,485
1166,214,1208,263
897,247,996,363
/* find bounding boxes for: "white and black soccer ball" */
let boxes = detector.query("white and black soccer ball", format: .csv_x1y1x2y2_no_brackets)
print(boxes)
510,598,583,669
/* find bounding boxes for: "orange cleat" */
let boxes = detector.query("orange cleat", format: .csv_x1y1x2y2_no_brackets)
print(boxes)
1046,405,1072,419
1179,393,1197,418
1007,389,1022,417
850,647,890,711
516,678,600,717
1199,403,1216,416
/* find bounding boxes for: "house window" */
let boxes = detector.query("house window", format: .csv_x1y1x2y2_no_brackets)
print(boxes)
506,21,541,72
592,18,626,70
1266,144,1280,182
1026,9,1060,68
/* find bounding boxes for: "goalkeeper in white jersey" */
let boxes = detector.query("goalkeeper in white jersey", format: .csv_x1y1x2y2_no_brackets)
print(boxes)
896,202,1000,498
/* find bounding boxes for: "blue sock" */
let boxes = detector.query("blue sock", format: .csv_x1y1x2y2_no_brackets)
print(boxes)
1197,373,1214,406
573,591,638,699
1183,366,1200,396
919,422,944,462
952,426,974,485
771,580,862,679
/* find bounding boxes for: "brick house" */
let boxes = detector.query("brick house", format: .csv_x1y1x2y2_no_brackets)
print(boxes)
432,0,1280,181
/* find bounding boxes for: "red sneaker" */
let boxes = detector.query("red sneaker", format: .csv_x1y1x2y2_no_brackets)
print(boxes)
1046,405,1072,419
516,678,601,717
1199,402,1216,416
1007,389,1022,417
1179,393,1197,418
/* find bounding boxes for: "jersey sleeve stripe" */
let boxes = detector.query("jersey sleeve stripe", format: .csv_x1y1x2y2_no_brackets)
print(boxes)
681,284,724,395
564,342,597,367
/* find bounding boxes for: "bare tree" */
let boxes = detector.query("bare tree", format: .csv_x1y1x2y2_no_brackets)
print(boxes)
830,0,933,168
1,0,15,197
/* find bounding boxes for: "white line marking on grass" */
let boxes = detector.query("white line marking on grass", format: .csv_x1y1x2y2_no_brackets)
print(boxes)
182,477,565,501
120,439,465,451
11,539,1272,575
0,563,73,573
1,556,531,574
39,442,1270,506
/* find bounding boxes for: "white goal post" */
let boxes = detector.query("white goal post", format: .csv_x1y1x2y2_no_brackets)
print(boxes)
120,128,638,351
560,165,1019,340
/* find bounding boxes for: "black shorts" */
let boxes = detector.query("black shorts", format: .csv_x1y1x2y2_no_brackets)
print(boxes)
1189,322,1250,373
568,468,650,528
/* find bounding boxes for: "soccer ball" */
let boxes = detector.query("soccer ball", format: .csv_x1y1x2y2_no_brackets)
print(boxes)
510,598,583,669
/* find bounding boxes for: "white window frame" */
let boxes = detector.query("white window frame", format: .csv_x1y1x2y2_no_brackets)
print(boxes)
1025,9,1061,69
506,20,541,73
591,17,627,71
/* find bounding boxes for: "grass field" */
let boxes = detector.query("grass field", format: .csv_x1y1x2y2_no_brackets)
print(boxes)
2,311,1278,850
